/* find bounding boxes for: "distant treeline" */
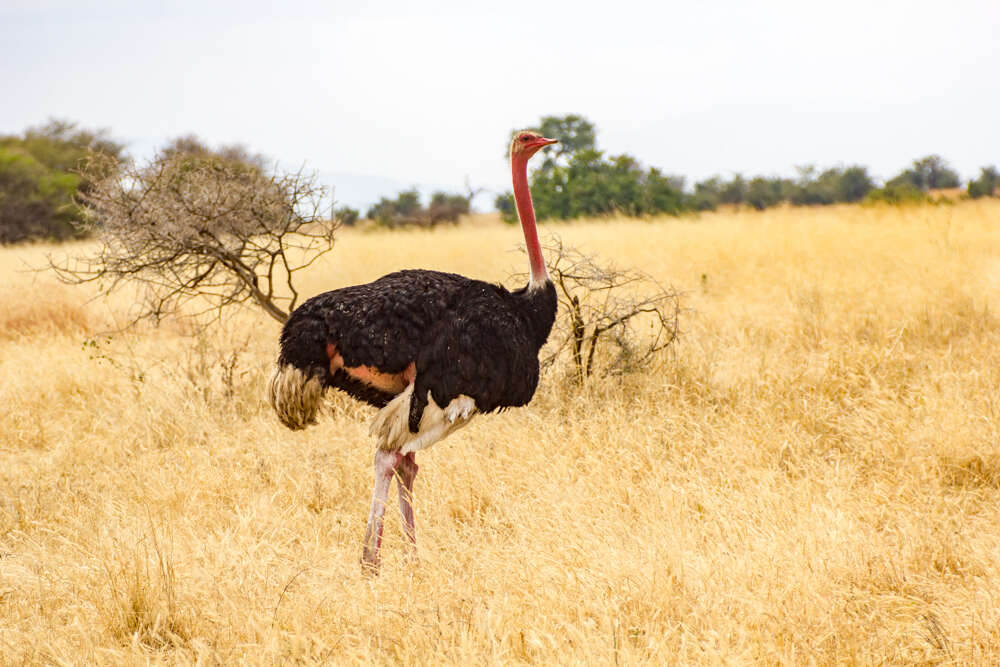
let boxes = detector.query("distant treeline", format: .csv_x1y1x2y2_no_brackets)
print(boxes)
2,116,999,243
495,115,1000,223
362,189,470,228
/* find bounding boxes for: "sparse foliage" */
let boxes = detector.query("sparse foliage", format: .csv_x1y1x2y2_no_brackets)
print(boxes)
514,237,680,383
51,140,339,327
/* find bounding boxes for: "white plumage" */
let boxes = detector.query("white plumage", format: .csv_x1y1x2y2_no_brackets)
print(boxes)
369,385,477,455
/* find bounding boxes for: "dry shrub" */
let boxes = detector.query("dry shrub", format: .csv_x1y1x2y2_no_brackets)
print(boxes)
514,235,681,383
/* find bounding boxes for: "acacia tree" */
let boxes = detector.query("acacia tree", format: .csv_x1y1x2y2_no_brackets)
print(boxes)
52,141,339,326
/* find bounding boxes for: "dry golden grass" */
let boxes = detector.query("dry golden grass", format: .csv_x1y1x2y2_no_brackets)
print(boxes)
3,200,1000,663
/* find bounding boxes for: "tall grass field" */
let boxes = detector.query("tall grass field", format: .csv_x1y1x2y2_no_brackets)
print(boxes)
3,200,1000,663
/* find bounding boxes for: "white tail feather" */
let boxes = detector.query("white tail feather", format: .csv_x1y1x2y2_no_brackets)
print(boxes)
267,364,325,430
370,385,477,454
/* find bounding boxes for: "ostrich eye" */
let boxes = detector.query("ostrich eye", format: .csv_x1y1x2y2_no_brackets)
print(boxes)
521,136,530,142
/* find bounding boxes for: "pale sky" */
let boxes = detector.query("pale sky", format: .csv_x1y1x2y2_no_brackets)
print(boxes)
2,0,998,210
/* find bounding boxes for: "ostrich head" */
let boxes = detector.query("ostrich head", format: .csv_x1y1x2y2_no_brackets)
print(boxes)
510,131,557,159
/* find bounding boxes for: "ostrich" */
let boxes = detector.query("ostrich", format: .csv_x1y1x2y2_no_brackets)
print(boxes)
268,131,559,571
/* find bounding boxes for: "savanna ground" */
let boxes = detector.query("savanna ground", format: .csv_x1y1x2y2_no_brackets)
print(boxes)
3,200,1000,664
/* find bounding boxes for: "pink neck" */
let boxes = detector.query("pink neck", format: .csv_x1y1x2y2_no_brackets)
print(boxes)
511,153,548,286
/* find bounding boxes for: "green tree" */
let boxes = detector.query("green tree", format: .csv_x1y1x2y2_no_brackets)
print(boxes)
427,191,470,224
13,119,123,175
367,189,468,227
690,176,723,210
888,155,960,191
788,166,872,205
967,166,999,198
718,174,748,205
0,148,80,242
746,177,786,210
367,188,422,226
334,205,360,226
789,165,834,206
498,115,693,222
835,166,876,202
0,119,123,243
643,168,687,216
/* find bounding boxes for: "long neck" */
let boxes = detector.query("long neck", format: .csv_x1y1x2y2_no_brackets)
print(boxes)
511,153,549,287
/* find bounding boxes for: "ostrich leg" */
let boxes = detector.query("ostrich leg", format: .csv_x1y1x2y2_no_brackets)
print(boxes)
362,450,402,571
396,452,419,555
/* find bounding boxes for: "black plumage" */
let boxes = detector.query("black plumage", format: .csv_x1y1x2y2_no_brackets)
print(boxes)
277,269,557,432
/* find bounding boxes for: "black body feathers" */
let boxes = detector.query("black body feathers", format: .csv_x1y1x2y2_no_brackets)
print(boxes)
277,270,557,432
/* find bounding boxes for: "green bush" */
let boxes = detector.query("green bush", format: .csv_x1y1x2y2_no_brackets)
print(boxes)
746,177,789,210
864,183,931,205
367,189,468,227
718,174,748,205
787,165,874,206
334,205,360,226
0,119,122,243
967,166,999,199
690,176,724,210
0,146,81,242
427,192,470,224
835,166,876,202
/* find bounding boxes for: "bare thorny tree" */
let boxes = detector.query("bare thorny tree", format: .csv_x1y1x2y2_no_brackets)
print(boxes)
514,236,682,383
51,149,339,328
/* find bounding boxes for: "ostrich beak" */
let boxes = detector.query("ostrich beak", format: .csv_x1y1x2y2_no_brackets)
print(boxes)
536,137,558,147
